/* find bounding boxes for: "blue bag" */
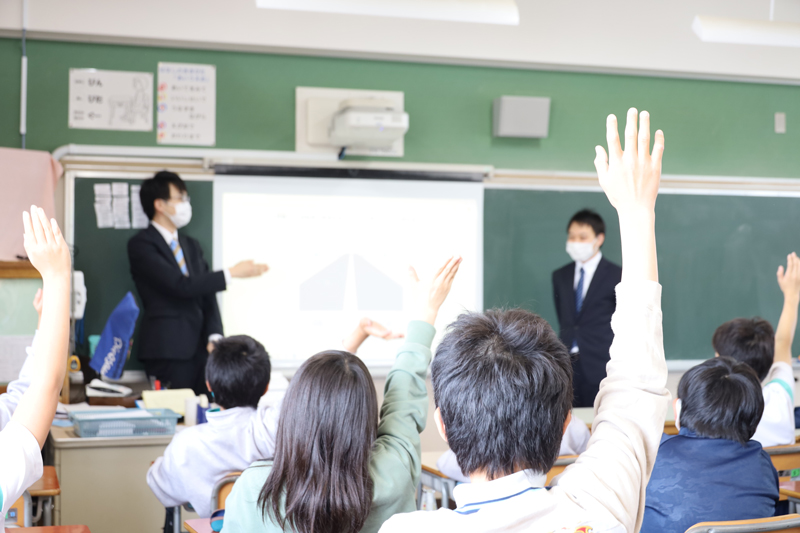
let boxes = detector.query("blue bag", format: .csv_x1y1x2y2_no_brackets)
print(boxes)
89,292,139,380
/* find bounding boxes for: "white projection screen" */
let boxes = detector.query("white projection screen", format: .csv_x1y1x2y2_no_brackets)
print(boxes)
213,176,483,371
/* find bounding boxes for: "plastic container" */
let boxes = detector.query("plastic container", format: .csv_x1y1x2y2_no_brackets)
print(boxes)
69,408,180,438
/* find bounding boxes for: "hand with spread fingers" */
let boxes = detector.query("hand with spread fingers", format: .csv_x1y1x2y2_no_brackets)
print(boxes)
342,318,405,354
409,255,462,326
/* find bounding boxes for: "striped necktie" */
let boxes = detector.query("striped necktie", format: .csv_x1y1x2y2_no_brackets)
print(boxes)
170,239,189,277
575,267,585,314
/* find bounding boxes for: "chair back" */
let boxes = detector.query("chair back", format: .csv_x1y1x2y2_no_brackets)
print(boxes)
418,464,457,510
210,472,242,511
546,455,578,485
685,514,800,533
765,445,800,472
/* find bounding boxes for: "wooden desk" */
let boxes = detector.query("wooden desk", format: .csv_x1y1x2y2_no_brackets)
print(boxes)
184,518,213,533
11,527,90,532
28,466,60,526
780,479,800,512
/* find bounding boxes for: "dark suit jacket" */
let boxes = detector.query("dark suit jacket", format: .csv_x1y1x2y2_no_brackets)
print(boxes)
552,256,622,390
128,225,226,361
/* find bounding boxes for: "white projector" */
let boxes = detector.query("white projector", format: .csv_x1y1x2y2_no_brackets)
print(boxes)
328,98,409,149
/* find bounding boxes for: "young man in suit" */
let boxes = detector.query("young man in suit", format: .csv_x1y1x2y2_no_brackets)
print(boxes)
552,209,622,407
128,171,268,395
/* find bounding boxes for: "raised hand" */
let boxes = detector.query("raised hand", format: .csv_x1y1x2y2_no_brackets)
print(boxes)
409,255,462,326
229,259,269,278
594,108,664,214
342,318,405,354
23,205,71,280
360,318,405,341
594,110,663,283
777,253,800,298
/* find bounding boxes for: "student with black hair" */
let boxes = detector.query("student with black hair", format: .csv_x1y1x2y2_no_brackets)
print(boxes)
381,109,668,533
552,208,622,406
381,109,669,533
641,356,779,533
222,256,461,533
128,171,268,394
710,252,800,447
147,319,401,519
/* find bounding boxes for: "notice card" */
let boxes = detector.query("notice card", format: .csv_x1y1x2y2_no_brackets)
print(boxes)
157,62,216,146
69,69,153,131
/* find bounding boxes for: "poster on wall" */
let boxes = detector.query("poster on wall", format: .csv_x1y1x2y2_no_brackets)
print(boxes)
156,62,216,146
68,69,153,131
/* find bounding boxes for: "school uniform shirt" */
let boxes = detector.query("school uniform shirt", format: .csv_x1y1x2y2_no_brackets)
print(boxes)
436,412,592,483
380,281,669,533
146,376,287,518
222,321,436,533
0,332,37,430
0,421,43,516
752,361,795,448
641,428,778,533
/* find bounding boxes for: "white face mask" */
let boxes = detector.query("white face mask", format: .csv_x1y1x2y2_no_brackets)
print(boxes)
566,239,597,263
167,200,192,229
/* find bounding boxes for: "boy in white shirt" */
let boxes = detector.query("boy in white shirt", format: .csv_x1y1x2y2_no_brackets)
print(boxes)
711,254,800,448
1,207,71,516
380,109,668,533
147,318,402,518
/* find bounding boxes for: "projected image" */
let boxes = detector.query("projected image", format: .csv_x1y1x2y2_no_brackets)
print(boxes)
215,177,483,368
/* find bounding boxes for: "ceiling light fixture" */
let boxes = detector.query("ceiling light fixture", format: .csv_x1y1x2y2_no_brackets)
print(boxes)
255,0,520,26
693,0,800,48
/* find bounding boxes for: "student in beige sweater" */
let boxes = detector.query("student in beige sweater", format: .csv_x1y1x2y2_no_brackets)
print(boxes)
381,108,669,533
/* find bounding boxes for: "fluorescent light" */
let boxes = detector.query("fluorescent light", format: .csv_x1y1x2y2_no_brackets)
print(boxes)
693,15,800,48
255,0,520,25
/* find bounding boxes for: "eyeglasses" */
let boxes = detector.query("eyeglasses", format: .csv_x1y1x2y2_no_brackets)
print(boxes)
168,193,191,203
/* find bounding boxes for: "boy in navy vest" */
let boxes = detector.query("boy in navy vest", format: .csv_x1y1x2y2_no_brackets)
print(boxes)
641,356,779,533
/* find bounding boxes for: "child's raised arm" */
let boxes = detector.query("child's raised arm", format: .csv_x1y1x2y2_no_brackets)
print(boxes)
342,318,405,354
775,252,800,366
12,206,71,447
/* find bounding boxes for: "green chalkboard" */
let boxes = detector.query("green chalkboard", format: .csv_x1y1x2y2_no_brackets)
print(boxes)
73,177,213,369
485,188,800,360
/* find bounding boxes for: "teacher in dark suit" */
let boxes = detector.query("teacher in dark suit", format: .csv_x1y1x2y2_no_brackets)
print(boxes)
128,171,268,395
552,209,622,407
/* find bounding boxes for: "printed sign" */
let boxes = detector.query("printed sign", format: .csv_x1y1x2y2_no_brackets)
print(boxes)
157,62,216,146
69,69,153,131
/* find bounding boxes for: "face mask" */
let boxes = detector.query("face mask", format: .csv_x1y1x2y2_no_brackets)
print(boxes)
566,240,597,263
167,200,192,229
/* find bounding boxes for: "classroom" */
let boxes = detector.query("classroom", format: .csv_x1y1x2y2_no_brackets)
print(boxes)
2,1,800,532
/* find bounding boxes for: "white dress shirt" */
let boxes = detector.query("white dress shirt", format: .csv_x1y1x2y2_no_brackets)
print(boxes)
752,361,796,447
380,282,669,533
573,250,603,300
0,421,43,516
150,221,230,343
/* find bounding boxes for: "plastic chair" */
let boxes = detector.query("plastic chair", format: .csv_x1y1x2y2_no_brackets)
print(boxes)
417,465,457,510
684,514,800,533
209,472,242,512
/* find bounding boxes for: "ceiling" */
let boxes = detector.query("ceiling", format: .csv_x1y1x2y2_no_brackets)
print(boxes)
1,0,800,83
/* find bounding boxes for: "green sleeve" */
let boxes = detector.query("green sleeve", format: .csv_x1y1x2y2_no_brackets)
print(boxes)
373,320,435,485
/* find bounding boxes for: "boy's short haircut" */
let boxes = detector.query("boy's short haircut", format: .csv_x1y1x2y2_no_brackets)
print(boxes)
712,318,774,382
678,356,764,445
431,308,572,480
139,170,187,220
567,209,605,237
206,335,271,409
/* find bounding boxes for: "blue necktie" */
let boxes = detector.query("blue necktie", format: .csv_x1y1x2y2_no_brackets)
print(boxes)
170,239,189,277
575,267,585,314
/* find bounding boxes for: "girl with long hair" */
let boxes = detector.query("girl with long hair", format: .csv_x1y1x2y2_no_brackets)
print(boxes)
222,256,461,533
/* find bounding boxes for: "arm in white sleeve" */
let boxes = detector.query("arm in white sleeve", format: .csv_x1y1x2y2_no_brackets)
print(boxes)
0,332,39,431
0,421,43,516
